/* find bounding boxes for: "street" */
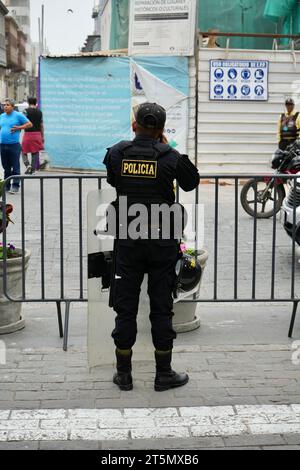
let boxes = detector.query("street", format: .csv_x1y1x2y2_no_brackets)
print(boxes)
0,176,300,449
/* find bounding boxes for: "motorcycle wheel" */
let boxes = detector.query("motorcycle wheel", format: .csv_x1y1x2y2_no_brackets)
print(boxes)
240,178,285,218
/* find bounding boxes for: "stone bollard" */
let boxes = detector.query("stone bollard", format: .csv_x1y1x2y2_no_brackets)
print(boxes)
0,249,30,334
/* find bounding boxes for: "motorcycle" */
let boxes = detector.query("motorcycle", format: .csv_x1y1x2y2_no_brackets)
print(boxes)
240,142,300,218
280,153,300,252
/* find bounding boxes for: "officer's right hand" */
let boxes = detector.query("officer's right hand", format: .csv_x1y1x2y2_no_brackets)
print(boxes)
160,134,168,144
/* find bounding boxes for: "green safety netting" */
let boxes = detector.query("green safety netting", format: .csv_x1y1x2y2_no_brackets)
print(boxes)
109,0,129,50
108,0,300,51
198,0,277,49
264,0,300,46
264,0,297,22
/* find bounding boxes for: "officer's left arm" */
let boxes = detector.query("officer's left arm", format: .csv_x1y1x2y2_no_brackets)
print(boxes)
176,154,200,191
103,149,116,187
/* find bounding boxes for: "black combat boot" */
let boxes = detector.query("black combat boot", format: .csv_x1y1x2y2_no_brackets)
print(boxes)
154,350,189,392
113,348,133,391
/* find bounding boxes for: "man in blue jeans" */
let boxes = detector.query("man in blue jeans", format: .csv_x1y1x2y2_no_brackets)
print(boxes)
0,99,33,194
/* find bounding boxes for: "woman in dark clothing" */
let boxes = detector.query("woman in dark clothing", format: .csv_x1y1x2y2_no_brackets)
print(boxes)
22,97,44,175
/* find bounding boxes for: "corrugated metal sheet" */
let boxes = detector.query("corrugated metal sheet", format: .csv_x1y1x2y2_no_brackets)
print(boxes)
197,47,300,172
43,49,128,59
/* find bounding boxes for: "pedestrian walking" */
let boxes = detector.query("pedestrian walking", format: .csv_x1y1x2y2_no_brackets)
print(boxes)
0,98,32,194
278,98,300,151
22,97,44,175
104,102,200,392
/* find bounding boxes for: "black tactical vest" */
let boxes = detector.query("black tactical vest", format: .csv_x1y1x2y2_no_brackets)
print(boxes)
281,113,299,140
111,141,185,241
114,140,172,204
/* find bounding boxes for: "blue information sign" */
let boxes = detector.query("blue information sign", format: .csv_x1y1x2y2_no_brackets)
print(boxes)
210,60,269,101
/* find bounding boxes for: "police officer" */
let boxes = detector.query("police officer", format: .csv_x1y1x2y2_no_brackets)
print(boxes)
278,98,300,150
104,102,200,392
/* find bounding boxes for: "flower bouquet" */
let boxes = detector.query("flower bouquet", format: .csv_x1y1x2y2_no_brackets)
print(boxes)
0,203,14,231
0,179,15,257
0,242,16,260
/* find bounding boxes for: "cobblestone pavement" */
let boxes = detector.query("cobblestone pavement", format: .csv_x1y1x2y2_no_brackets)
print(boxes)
1,302,300,449
1,174,300,449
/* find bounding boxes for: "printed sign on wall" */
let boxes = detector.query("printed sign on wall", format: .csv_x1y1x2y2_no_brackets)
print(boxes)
210,60,269,101
40,56,189,170
41,57,131,170
129,0,196,56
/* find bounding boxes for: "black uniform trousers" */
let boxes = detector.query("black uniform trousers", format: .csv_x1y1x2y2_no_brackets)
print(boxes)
111,240,179,351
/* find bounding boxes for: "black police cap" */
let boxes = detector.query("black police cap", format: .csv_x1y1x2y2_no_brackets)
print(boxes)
285,98,295,105
136,102,166,129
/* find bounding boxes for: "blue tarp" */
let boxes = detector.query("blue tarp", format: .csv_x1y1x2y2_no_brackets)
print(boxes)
40,56,189,170
40,57,131,171
133,57,189,96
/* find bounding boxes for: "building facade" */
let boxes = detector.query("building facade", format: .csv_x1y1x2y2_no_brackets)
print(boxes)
5,15,18,69
4,0,35,98
17,26,25,70
5,14,26,100
4,0,31,71
0,1,8,98
82,1,107,52
82,34,101,53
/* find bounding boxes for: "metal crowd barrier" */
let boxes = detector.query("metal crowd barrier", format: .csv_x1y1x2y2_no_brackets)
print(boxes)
1,175,103,350
1,174,299,351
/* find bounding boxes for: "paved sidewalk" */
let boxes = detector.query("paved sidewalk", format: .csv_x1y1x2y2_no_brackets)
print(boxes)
1,177,300,449
0,405,300,450
1,302,300,449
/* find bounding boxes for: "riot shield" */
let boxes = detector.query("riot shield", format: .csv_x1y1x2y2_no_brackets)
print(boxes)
87,189,153,368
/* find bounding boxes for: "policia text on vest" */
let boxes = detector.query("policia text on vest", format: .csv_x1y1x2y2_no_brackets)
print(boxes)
122,160,157,178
